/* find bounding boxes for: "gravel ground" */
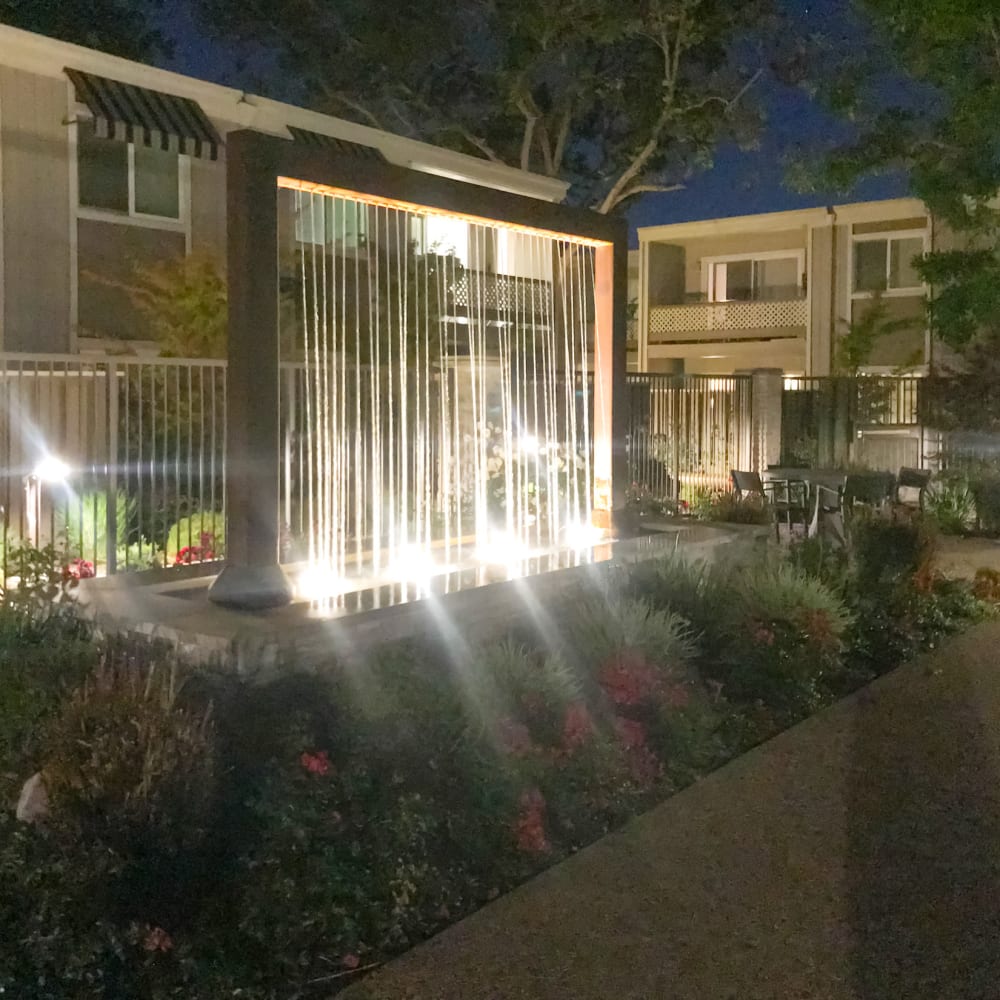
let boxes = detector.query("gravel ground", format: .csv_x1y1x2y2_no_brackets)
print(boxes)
343,622,1000,1000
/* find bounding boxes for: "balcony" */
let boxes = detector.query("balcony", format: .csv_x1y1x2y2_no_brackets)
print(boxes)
648,298,808,344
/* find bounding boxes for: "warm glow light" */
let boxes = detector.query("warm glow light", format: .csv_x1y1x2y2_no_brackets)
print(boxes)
32,456,70,484
277,176,610,248
476,532,531,566
296,564,347,602
564,521,605,550
519,434,540,456
388,545,450,583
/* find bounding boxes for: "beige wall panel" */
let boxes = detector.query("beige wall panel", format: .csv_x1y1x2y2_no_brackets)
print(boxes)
849,294,926,368
77,218,185,342
0,67,72,352
190,148,227,269
675,229,807,298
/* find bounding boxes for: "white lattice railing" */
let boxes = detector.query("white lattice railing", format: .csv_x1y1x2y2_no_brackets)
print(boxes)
648,298,808,341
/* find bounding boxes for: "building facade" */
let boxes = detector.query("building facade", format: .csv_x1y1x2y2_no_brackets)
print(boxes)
0,23,567,355
633,198,958,376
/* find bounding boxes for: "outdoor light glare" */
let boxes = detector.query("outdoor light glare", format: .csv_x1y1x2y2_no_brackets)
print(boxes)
389,545,449,583
519,434,541,456
296,564,346,602
565,521,604,551
33,455,70,484
476,532,531,566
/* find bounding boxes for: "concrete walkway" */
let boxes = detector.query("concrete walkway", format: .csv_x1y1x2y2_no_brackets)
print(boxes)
344,622,1000,1000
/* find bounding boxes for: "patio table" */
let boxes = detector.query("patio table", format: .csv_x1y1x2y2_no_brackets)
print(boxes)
764,468,849,540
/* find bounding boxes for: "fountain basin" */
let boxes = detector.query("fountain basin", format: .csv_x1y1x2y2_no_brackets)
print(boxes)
76,522,765,669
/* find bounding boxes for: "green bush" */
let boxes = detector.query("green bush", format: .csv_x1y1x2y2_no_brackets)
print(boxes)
924,472,976,534
164,510,225,564
849,510,938,592
692,489,770,525
710,562,851,718
58,491,143,569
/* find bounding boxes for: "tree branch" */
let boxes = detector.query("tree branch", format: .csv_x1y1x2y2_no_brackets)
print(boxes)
552,106,573,177
455,126,504,163
601,183,685,213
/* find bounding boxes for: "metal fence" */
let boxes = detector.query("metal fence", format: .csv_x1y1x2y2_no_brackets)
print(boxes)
0,354,226,579
625,373,754,502
781,376,924,470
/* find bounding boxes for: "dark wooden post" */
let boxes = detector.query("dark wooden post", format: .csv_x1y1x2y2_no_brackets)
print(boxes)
209,131,293,608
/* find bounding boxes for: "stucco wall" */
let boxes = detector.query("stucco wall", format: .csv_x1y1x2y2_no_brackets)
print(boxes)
0,66,72,352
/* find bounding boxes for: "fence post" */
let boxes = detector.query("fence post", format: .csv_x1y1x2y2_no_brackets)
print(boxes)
749,368,783,473
105,361,118,575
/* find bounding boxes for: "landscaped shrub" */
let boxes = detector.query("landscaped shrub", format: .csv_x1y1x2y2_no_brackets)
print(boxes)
924,471,976,534
709,562,851,718
164,510,225,564
0,521,991,998
692,489,770,525
849,509,938,593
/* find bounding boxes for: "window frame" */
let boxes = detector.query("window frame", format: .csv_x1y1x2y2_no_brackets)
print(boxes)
849,228,928,299
75,115,191,234
702,249,806,303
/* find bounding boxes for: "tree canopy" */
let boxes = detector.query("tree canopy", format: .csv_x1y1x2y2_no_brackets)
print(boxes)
0,0,169,61
801,0,1000,354
194,0,788,212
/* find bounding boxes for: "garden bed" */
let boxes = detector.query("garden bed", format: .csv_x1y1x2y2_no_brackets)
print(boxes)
0,513,993,999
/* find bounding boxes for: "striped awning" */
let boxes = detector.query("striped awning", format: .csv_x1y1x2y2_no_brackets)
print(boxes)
66,68,222,160
287,126,386,162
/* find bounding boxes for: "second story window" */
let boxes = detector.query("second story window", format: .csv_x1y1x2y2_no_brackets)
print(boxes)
708,253,804,303
852,232,925,295
77,120,181,221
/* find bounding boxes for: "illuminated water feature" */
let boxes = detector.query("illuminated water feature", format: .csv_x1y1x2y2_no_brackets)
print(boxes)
277,183,603,611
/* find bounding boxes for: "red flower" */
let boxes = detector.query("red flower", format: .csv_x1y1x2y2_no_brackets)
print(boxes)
513,788,550,854
142,926,173,953
561,701,593,750
62,558,95,581
174,532,217,565
598,649,661,707
300,750,331,775
496,716,533,756
614,717,662,787
342,954,361,970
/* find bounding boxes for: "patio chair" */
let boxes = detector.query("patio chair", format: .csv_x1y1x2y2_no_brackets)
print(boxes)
894,467,931,511
843,471,896,518
731,469,809,542
807,475,848,543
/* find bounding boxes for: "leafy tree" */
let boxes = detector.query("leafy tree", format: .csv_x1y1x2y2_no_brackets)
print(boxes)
0,0,169,61
835,291,921,374
194,0,787,212
797,0,1000,355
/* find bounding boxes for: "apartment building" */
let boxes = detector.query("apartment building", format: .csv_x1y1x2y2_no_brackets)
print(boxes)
0,23,566,355
633,198,948,375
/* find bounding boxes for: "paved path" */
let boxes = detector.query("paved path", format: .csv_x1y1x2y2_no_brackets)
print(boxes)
344,622,1000,1000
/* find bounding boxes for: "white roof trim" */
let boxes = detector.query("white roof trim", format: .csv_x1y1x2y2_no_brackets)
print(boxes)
638,198,928,242
0,22,568,203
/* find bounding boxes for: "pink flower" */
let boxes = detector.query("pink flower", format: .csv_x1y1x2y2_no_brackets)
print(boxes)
614,717,662,787
142,926,173,953
561,702,593,750
300,750,331,775
62,558,95,581
342,954,361,970
513,788,550,854
598,649,661,707
496,716,533,756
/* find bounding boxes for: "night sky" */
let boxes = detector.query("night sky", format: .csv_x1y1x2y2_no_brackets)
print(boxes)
152,0,910,247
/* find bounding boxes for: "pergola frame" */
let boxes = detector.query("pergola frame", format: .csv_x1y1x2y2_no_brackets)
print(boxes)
209,129,628,609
